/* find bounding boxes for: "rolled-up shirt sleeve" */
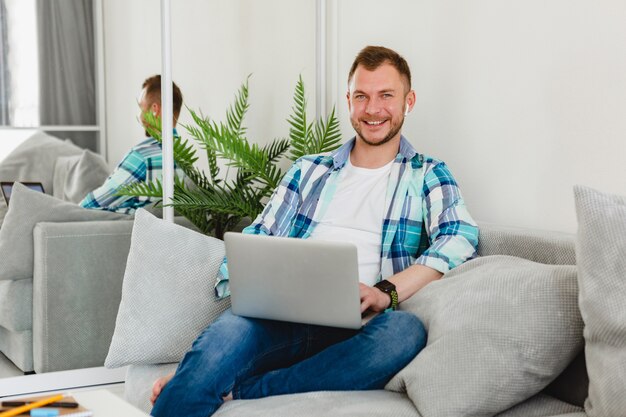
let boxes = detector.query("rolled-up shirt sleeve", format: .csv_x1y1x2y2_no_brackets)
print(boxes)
414,161,479,274
79,151,147,214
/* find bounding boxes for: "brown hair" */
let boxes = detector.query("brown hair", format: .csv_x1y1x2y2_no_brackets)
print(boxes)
348,46,411,91
142,75,183,122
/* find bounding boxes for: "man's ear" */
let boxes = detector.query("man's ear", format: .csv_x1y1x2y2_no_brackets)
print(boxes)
346,91,352,111
151,102,161,117
405,90,416,114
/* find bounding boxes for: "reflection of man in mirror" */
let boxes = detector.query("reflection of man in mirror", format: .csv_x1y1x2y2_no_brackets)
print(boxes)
80,75,184,214
150,46,479,417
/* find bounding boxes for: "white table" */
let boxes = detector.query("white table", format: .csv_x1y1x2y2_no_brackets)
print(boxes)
0,367,148,416
0,366,127,398
73,390,149,416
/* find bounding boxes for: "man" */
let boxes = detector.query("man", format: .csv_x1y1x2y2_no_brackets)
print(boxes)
151,46,479,417
80,75,185,214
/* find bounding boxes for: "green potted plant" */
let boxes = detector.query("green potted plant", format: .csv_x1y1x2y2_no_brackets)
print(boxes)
120,76,341,239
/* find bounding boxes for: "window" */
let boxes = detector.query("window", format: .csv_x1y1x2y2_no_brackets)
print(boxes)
0,0,105,154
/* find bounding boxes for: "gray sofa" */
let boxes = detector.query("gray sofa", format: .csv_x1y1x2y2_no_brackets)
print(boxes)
12,185,625,416
110,220,589,416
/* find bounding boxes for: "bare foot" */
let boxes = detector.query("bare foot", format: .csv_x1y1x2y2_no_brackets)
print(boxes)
150,372,233,406
151,372,174,405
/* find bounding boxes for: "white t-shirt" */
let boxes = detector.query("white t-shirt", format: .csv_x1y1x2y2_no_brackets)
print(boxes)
309,156,393,286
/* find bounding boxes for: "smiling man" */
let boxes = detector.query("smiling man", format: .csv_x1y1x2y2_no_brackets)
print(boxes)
150,46,479,417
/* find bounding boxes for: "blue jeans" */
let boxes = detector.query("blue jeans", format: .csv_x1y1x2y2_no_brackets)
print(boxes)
151,309,426,417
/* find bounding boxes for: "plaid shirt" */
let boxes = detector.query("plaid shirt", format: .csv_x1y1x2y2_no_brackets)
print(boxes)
80,133,184,214
215,136,479,298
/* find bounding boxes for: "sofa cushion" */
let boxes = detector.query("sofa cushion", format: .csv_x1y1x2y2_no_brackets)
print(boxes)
105,209,230,368
495,393,584,417
386,255,583,417
0,278,32,332
0,183,128,281
574,186,626,417
52,149,110,203
0,131,83,226
125,363,180,413
0,325,33,372
477,222,576,265
215,390,421,417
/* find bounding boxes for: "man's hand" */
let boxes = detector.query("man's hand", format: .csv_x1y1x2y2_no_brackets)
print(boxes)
359,265,444,313
359,283,391,313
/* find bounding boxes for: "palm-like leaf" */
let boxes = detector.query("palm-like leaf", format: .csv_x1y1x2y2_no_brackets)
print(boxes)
262,138,290,164
310,106,342,155
143,111,199,170
225,76,250,137
288,75,311,160
287,79,341,161
117,178,163,198
188,109,283,189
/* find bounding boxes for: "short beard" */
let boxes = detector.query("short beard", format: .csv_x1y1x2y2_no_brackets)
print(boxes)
352,117,404,147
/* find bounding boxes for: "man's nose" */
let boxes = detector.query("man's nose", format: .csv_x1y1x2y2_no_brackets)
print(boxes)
365,97,382,114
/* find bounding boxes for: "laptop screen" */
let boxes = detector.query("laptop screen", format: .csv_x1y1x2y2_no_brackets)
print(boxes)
1,182,45,205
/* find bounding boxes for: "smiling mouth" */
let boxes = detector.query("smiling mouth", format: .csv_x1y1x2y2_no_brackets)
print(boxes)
363,120,386,126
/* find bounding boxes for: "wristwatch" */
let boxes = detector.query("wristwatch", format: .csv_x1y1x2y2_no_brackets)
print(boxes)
374,279,398,311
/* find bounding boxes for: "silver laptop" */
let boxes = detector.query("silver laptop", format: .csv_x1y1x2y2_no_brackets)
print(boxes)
224,232,376,329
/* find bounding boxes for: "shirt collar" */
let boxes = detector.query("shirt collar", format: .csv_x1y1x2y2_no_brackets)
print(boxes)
142,128,179,144
330,135,417,169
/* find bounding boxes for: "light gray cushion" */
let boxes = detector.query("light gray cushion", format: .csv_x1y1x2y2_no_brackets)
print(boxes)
52,149,110,203
386,255,583,417
574,186,626,416
0,183,128,281
0,131,83,226
105,209,230,368
0,278,32,331
125,363,180,413
495,393,583,417
214,391,421,417
0,325,33,372
477,222,576,265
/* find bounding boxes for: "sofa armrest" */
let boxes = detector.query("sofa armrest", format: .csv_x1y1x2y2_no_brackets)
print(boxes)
32,220,134,373
477,221,576,265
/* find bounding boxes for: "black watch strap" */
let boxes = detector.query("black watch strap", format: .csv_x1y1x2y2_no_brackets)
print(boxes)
374,279,398,311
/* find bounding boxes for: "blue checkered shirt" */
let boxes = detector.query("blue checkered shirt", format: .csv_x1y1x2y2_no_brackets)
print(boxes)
80,133,184,214
215,136,479,298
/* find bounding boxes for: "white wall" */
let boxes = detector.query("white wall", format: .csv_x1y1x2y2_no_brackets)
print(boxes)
104,0,626,234
103,0,316,174
332,0,626,233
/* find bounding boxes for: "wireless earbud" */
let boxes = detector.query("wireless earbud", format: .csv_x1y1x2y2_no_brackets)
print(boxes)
404,102,410,116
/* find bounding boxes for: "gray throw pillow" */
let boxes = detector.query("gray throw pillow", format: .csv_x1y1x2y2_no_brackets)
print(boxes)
0,183,128,281
105,209,230,368
0,131,83,225
386,255,583,417
574,186,626,417
53,149,110,203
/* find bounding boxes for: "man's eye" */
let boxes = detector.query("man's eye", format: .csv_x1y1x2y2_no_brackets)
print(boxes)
355,95,366,101
382,93,393,98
